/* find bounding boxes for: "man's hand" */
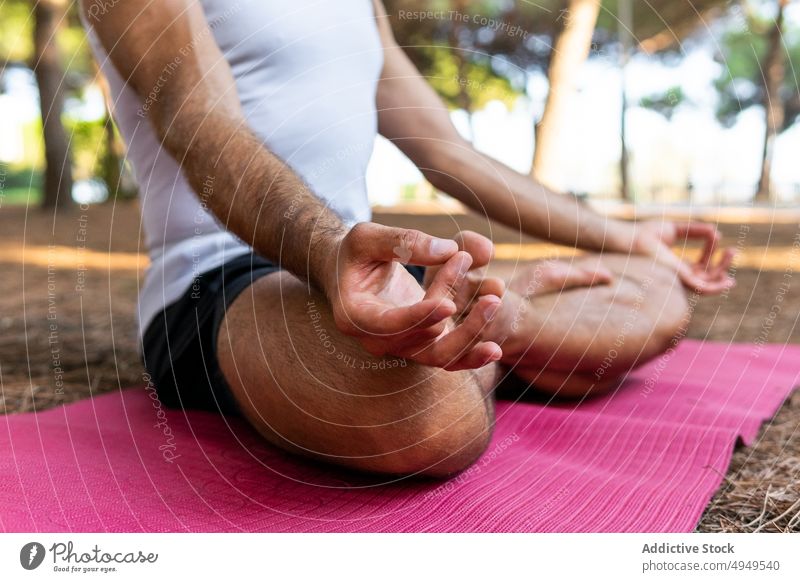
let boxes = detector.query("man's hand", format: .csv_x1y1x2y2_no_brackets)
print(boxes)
323,223,503,371
632,220,735,294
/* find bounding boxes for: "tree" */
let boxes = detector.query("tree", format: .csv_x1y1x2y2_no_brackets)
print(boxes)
94,66,137,200
371,1,738,201
757,0,789,202
714,0,800,203
384,0,548,114
527,0,730,196
532,0,601,190
33,0,73,209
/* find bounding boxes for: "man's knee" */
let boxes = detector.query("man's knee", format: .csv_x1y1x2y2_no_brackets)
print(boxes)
362,369,494,478
224,270,495,478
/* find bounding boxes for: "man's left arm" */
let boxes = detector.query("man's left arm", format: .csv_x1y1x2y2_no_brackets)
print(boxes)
371,1,734,294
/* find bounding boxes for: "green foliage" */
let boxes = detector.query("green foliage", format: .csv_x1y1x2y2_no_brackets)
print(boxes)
599,0,730,46
414,46,517,110
0,0,33,63
0,0,91,74
61,5,97,78
0,164,42,206
715,16,768,126
19,118,45,169
714,1,800,129
384,0,735,113
64,116,106,181
637,1,800,133
639,86,687,119
1,164,41,190
384,0,557,111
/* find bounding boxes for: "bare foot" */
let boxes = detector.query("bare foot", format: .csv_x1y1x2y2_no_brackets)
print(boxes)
424,233,616,366
507,259,613,298
463,263,616,370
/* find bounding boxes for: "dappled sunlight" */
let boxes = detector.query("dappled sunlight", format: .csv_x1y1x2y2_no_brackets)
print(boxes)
493,243,799,272
2,241,796,273
0,244,145,271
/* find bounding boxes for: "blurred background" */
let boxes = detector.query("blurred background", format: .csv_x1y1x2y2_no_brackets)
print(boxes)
2,0,800,210
1,0,799,532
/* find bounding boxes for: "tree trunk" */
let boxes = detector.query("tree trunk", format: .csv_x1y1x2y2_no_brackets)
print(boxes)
33,0,73,209
618,0,633,202
532,0,601,189
756,0,788,203
450,0,475,140
96,68,136,199
620,84,630,201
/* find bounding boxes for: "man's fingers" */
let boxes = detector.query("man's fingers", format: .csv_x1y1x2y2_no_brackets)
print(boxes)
349,298,455,337
675,222,720,268
698,248,735,290
381,298,457,333
697,277,735,294
474,276,506,300
444,341,503,371
350,223,458,265
449,273,505,315
711,248,736,276
706,249,736,291
424,251,472,303
359,321,446,358
454,230,495,268
414,296,502,367
675,221,720,243
678,262,735,295
678,269,710,294
651,228,732,296
421,230,496,294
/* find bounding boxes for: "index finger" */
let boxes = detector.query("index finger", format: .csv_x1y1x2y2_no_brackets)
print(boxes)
675,222,720,268
677,263,734,295
350,223,459,266
349,298,456,338
424,251,472,303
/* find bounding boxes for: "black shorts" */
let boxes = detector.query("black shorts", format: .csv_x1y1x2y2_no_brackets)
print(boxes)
141,251,426,416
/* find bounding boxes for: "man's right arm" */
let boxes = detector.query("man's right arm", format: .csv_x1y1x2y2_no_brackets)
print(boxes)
83,0,344,293
82,0,503,369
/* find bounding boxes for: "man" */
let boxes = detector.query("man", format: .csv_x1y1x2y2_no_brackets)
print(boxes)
81,0,733,477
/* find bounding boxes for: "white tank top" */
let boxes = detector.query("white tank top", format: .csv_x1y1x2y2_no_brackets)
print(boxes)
83,0,383,335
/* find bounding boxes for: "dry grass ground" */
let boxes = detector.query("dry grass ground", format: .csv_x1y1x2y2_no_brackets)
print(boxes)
0,202,797,532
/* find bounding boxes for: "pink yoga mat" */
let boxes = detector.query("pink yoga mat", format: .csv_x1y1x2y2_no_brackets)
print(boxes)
1,340,797,532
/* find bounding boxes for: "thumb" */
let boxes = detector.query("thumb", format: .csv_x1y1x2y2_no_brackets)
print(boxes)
349,223,459,265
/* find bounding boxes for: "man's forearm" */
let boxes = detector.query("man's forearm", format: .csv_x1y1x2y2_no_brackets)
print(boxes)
424,144,635,254
82,0,346,295
156,97,345,294
371,13,635,255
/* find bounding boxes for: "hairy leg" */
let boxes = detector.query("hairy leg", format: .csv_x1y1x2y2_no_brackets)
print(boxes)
217,271,501,477
494,254,690,397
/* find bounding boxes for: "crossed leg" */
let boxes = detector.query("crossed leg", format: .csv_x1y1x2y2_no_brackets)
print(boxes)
492,253,690,398
217,270,501,478
216,252,689,477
